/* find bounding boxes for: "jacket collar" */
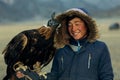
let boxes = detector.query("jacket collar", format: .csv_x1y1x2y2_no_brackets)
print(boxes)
68,38,88,52
69,37,88,46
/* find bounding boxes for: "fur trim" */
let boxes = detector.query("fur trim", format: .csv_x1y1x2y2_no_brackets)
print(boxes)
37,26,53,40
54,10,99,47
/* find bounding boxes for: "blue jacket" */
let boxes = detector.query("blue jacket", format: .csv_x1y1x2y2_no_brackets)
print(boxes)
47,39,114,80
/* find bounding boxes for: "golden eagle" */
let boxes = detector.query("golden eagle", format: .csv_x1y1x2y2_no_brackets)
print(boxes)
2,12,59,80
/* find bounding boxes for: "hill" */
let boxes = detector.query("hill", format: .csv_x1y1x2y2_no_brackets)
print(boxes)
0,0,120,22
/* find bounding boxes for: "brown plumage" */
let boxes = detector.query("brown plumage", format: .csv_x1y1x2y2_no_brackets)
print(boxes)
2,26,57,80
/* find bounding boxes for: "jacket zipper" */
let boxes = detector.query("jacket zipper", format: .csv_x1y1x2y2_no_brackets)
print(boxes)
61,56,64,70
88,53,91,69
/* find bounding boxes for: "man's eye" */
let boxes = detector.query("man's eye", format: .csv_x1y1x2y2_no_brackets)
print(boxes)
75,23,80,26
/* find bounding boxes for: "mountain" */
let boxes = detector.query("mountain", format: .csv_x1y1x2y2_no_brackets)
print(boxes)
61,0,120,17
0,0,64,22
0,0,120,22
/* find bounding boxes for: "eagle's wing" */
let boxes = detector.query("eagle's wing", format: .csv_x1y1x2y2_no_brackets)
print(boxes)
2,33,28,65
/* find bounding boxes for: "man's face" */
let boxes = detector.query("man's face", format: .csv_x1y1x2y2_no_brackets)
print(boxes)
68,17,87,40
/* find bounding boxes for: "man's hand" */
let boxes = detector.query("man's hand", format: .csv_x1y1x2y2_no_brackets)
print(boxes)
14,62,47,80
15,69,46,80
16,71,25,78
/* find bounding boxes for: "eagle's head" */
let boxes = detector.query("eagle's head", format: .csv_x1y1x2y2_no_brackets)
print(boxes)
47,12,60,29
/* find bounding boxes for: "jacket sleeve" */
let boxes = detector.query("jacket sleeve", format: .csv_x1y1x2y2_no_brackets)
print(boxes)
98,43,114,80
46,49,61,80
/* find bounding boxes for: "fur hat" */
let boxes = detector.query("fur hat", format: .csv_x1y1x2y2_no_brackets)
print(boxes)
66,8,89,15
54,8,99,48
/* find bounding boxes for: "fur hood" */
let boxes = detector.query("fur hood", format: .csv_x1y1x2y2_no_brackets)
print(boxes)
54,10,99,48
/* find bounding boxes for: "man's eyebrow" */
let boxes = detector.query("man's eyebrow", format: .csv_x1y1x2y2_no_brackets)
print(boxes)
69,21,81,23
74,21,82,23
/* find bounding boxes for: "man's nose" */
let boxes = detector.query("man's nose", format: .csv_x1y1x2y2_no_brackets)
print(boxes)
72,25,77,31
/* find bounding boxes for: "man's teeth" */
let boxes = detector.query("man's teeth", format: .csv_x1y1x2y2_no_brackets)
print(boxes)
73,32,79,35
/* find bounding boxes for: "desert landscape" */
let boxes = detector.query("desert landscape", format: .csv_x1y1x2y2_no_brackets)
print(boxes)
0,18,120,80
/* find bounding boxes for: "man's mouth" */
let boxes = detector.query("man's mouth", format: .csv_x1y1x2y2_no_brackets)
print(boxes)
72,32,80,36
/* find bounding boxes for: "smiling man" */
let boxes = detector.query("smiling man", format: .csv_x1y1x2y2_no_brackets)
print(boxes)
48,8,114,80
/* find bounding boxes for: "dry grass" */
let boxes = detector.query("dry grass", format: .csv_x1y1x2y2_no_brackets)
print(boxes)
0,18,120,80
